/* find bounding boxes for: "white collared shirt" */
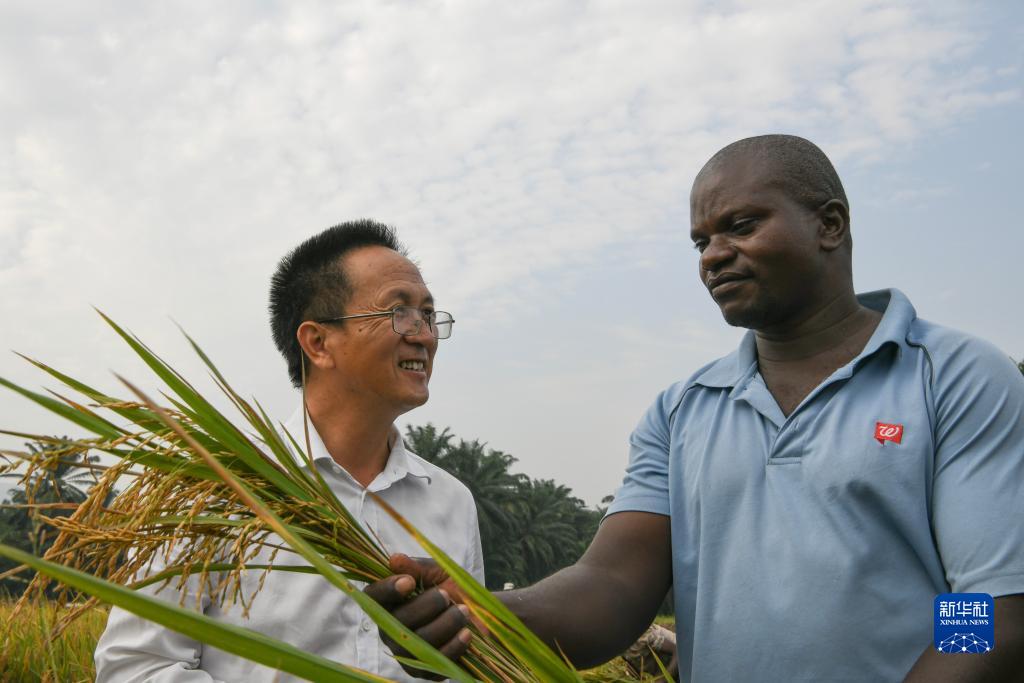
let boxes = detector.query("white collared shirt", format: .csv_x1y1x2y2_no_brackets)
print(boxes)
95,409,484,682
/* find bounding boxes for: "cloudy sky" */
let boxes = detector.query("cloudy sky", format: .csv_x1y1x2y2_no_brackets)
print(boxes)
2,1,1022,505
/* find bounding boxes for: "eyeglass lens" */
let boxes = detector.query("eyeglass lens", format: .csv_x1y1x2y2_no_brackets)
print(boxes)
392,306,453,339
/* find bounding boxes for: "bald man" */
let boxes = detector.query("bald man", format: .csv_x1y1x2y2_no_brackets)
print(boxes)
370,136,1024,681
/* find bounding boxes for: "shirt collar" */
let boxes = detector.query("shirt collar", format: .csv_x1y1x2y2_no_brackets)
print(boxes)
280,407,431,488
692,288,916,390
855,288,915,359
692,332,758,390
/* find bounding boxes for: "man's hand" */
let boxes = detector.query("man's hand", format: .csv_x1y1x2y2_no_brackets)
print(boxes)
363,553,472,679
365,512,672,676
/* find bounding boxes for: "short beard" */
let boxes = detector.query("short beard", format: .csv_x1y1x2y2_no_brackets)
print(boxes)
721,307,772,330
717,293,793,331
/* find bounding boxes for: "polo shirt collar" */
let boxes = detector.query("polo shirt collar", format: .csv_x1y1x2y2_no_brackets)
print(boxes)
281,407,431,489
855,288,915,360
692,332,758,390
691,288,916,391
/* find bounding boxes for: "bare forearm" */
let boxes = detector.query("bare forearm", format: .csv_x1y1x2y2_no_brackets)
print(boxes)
498,562,664,668
497,512,673,668
904,644,1023,682
904,595,1024,682
364,512,672,678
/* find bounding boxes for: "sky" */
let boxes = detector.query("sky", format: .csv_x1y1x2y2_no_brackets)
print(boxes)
2,0,1022,506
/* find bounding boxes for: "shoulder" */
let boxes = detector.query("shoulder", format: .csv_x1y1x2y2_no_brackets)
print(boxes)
405,451,476,505
907,317,1021,387
655,353,739,417
905,317,1024,444
629,353,739,445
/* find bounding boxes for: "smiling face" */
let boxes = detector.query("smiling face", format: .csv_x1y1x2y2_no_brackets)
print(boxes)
689,155,836,331
320,245,438,418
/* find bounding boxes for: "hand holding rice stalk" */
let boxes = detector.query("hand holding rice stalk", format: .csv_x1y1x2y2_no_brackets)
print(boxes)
0,312,586,682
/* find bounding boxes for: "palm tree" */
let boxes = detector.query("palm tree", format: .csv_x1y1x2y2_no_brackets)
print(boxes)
448,443,529,588
405,426,529,588
404,423,454,464
1,439,103,595
403,425,605,589
442,443,525,538
511,479,590,585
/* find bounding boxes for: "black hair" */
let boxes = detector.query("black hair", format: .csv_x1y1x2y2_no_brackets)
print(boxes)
269,219,407,387
699,134,849,212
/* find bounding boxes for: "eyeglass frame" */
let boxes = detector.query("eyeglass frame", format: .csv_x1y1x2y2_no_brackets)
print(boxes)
314,305,455,339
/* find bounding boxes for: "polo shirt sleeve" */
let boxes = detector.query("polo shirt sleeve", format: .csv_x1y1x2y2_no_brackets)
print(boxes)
929,336,1024,597
606,387,679,517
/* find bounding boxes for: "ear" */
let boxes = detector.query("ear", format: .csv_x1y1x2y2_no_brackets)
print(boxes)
816,199,850,252
296,321,338,374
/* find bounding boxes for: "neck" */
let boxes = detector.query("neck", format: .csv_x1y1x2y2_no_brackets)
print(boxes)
302,381,394,488
754,291,878,364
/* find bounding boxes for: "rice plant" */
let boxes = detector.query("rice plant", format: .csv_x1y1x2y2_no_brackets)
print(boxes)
0,599,106,682
0,600,663,682
0,313,659,682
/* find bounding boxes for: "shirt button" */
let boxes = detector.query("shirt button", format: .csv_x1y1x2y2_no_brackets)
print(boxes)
361,620,372,632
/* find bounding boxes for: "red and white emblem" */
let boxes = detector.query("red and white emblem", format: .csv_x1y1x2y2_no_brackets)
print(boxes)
874,422,903,445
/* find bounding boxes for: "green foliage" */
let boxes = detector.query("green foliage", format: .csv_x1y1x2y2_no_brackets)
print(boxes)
0,599,107,681
406,425,604,590
0,599,661,682
0,440,105,598
2,544,396,683
0,312,589,681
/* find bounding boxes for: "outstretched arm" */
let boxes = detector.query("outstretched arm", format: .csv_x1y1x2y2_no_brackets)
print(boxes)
366,510,672,673
499,510,673,668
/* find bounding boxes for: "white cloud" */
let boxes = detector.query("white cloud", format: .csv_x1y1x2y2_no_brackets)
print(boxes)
0,0,1020,502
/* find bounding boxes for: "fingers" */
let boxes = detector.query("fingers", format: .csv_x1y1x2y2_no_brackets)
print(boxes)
363,573,416,608
391,585,464,634
396,625,471,683
436,618,473,662
379,590,472,667
388,552,425,576
389,553,452,590
410,600,471,650
366,553,473,675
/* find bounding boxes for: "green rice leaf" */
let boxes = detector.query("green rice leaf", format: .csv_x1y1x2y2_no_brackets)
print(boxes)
123,379,477,683
651,643,675,683
0,376,122,440
372,493,583,682
98,311,307,501
13,353,168,434
0,543,391,683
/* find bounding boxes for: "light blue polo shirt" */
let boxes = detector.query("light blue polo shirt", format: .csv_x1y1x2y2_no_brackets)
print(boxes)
608,289,1024,681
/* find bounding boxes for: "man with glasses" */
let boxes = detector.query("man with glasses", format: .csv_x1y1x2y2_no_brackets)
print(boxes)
96,220,483,682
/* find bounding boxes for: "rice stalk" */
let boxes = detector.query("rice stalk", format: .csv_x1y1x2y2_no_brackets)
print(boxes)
0,312,594,681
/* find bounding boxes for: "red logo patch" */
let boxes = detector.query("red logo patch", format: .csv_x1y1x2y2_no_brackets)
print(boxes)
875,422,903,445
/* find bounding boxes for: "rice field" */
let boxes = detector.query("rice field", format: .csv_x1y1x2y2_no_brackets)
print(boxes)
1,318,678,681
1,599,107,682
0,600,672,681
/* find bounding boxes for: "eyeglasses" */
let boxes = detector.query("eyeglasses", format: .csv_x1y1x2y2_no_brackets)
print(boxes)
315,306,455,339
